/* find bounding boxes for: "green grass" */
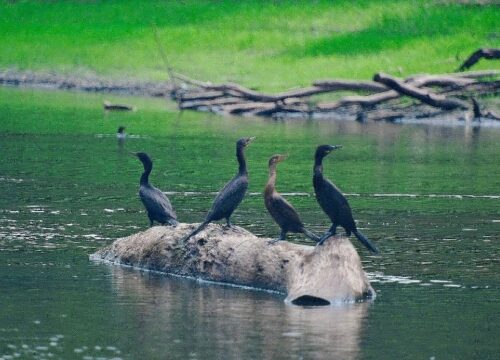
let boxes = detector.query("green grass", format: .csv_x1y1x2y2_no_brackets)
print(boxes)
1,0,499,91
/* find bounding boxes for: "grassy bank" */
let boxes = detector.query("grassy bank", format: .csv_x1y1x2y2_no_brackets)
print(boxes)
1,0,499,91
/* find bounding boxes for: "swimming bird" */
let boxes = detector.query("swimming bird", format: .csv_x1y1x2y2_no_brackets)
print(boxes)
117,126,126,148
134,152,178,227
313,145,379,254
264,154,320,244
183,137,255,242
117,126,127,139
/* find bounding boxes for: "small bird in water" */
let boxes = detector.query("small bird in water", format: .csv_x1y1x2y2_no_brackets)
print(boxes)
117,126,127,139
117,126,126,148
183,137,255,242
313,145,379,254
134,152,178,227
264,154,320,244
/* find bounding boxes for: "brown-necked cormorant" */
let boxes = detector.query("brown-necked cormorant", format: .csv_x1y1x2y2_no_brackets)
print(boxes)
265,154,320,244
134,152,178,227
313,145,379,254
183,137,255,242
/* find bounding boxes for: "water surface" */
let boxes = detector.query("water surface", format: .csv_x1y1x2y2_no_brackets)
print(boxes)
0,88,499,359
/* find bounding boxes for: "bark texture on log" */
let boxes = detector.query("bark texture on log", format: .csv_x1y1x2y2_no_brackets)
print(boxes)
90,223,375,304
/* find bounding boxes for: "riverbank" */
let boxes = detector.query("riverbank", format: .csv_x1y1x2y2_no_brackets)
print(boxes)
0,69,172,98
1,1,498,92
3,68,499,125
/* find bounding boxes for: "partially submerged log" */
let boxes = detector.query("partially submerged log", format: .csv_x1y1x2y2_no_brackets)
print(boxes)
103,100,135,111
89,223,375,304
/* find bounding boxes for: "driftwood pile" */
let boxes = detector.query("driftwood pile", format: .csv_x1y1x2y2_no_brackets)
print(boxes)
171,48,499,122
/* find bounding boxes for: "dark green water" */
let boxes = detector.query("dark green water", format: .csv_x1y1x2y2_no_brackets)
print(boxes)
0,88,499,359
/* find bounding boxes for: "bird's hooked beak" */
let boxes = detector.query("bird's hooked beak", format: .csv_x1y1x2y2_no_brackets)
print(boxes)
129,151,139,157
327,145,342,153
246,136,256,145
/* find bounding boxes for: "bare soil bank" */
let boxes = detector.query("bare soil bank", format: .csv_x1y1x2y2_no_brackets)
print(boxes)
0,69,172,98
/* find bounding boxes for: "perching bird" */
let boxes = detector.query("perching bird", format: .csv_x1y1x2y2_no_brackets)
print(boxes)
182,137,255,242
264,154,320,244
313,145,379,254
134,152,178,227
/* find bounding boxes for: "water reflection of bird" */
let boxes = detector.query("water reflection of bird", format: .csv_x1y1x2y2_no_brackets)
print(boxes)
313,145,378,254
264,154,320,244
183,137,255,242
134,152,178,227
117,126,126,148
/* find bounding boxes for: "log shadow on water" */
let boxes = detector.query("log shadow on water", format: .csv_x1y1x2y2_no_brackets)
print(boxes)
107,265,370,360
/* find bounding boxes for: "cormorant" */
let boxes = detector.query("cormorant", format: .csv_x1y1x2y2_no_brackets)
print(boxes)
183,137,255,242
264,154,320,244
313,145,379,254
134,152,178,227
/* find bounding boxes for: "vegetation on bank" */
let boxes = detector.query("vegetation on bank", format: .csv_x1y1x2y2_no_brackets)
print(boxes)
1,0,498,91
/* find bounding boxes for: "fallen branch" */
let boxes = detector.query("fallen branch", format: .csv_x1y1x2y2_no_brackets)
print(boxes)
170,68,496,121
458,48,500,72
471,98,500,121
313,79,388,93
373,72,470,110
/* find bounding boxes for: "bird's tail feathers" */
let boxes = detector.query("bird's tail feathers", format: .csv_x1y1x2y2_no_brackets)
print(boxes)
182,221,209,243
301,227,321,243
353,230,379,254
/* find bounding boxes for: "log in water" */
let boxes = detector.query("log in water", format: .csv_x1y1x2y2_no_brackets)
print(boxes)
89,223,375,305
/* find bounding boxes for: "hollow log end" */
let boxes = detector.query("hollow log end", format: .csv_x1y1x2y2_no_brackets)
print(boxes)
285,235,375,305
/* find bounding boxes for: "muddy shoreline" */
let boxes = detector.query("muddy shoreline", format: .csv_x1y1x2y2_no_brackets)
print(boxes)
0,69,173,98
2,68,498,125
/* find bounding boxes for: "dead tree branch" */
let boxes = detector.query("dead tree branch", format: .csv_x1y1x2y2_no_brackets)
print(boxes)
458,48,500,72
373,72,470,110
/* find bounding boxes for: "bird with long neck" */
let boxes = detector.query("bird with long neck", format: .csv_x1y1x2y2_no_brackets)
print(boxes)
182,137,255,242
265,154,320,244
134,152,178,227
313,145,379,254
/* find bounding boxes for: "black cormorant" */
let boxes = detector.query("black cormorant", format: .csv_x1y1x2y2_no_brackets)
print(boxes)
313,145,379,254
183,137,255,242
264,154,320,244
134,152,178,227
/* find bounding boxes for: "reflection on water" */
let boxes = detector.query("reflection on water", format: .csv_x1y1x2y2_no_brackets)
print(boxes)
109,266,368,360
0,88,499,359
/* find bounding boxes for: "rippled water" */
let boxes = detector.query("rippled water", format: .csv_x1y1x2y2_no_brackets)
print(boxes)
0,88,499,359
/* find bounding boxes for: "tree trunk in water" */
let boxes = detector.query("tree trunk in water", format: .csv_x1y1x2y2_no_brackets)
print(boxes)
90,223,375,305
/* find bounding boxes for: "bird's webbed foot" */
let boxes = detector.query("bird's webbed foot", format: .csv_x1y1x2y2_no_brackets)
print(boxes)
167,220,178,227
267,238,281,245
316,231,332,246
268,231,286,245
223,218,232,229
